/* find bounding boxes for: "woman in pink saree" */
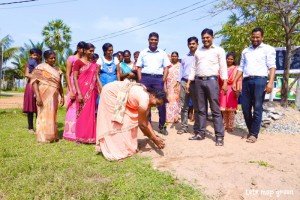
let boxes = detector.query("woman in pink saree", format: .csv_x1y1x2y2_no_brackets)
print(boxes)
96,81,165,161
63,41,85,141
31,50,64,143
219,52,241,132
166,52,181,123
73,43,101,144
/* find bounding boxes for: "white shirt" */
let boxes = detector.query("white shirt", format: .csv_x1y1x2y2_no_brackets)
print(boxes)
188,45,228,80
136,48,171,75
238,43,276,77
96,56,119,69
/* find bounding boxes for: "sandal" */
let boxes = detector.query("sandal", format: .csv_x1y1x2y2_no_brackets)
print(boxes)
246,136,257,143
177,129,188,135
215,136,224,146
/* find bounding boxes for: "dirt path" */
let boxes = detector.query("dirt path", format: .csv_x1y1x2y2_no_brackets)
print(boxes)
138,115,300,200
0,93,23,109
1,94,299,200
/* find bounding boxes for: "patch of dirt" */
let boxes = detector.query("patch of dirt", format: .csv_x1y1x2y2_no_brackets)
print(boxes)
0,93,23,109
138,110,300,200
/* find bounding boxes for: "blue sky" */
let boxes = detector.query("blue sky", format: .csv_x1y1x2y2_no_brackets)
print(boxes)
0,0,231,64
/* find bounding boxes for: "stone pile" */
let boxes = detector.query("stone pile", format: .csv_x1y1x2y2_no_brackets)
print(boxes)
235,103,300,134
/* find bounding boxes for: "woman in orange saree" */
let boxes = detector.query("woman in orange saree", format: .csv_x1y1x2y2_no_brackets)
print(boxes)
96,81,166,161
31,50,64,143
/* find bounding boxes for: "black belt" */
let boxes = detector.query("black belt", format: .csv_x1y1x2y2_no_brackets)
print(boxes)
195,76,217,80
244,76,267,81
142,73,163,78
181,78,188,82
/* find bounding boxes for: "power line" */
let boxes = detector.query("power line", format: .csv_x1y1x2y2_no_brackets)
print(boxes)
0,0,77,9
84,0,213,43
0,0,38,6
88,0,216,43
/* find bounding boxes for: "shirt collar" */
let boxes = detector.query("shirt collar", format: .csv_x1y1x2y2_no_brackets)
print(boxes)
250,42,265,49
147,47,160,53
201,44,216,49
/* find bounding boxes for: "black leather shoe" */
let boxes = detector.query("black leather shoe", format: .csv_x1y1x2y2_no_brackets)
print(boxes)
159,127,168,135
189,134,205,140
215,136,224,146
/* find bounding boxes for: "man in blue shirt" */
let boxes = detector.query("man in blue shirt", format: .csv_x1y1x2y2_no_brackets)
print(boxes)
176,36,199,134
136,32,171,135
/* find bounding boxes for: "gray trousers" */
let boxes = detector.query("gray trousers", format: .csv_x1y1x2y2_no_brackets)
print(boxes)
180,81,199,131
194,78,224,137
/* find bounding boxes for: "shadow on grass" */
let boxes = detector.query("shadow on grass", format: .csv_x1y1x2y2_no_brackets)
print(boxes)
58,122,64,139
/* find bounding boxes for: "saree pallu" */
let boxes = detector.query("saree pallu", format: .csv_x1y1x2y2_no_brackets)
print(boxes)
31,63,61,143
219,66,240,111
63,55,78,141
96,81,149,161
76,62,98,144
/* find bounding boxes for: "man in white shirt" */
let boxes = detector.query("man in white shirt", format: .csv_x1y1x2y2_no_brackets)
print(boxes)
186,28,228,146
233,27,276,143
136,32,171,135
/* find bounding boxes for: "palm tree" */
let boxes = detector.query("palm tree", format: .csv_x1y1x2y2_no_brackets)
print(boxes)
0,35,19,91
42,19,72,53
0,35,19,64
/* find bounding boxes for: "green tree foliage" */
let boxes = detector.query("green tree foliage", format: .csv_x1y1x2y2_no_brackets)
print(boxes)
42,19,72,79
216,0,300,106
0,35,19,64
42,19,72,53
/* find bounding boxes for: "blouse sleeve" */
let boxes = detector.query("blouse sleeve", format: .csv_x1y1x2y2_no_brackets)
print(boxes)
73,60,82,72
137,89,149,110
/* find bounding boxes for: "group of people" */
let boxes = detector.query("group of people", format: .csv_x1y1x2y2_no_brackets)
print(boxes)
23,27,276,160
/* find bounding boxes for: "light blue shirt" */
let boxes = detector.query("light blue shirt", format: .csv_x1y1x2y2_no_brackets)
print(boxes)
178,52,195,82
136,48,171,75
238,43,276,77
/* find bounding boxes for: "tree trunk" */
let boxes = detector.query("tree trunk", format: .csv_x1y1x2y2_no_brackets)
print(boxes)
280,37,292,107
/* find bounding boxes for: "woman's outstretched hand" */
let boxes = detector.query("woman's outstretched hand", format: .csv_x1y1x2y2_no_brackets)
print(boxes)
153,135,165,149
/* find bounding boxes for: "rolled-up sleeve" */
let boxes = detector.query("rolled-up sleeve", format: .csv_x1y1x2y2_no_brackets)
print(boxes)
178,62,183,82
188,53,197,81
238,51,245,72
163,52,171,68
267,47,276,69
219,48,228,80
136,52,143,68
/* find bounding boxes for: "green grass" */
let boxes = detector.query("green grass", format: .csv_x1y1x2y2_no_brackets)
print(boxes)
0,108,205,200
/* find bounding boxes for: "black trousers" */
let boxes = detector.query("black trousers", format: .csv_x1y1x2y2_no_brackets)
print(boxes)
193,78,224,137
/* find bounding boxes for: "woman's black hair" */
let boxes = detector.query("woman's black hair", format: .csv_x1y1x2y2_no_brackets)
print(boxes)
102,43,113,55
171,51,179,57
43,50,56,60
201,28,214,37
123,50,131,55
226,52,236,65
74,41,86,55
93,53,99,60
147,88,168,103
84,43,95,50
